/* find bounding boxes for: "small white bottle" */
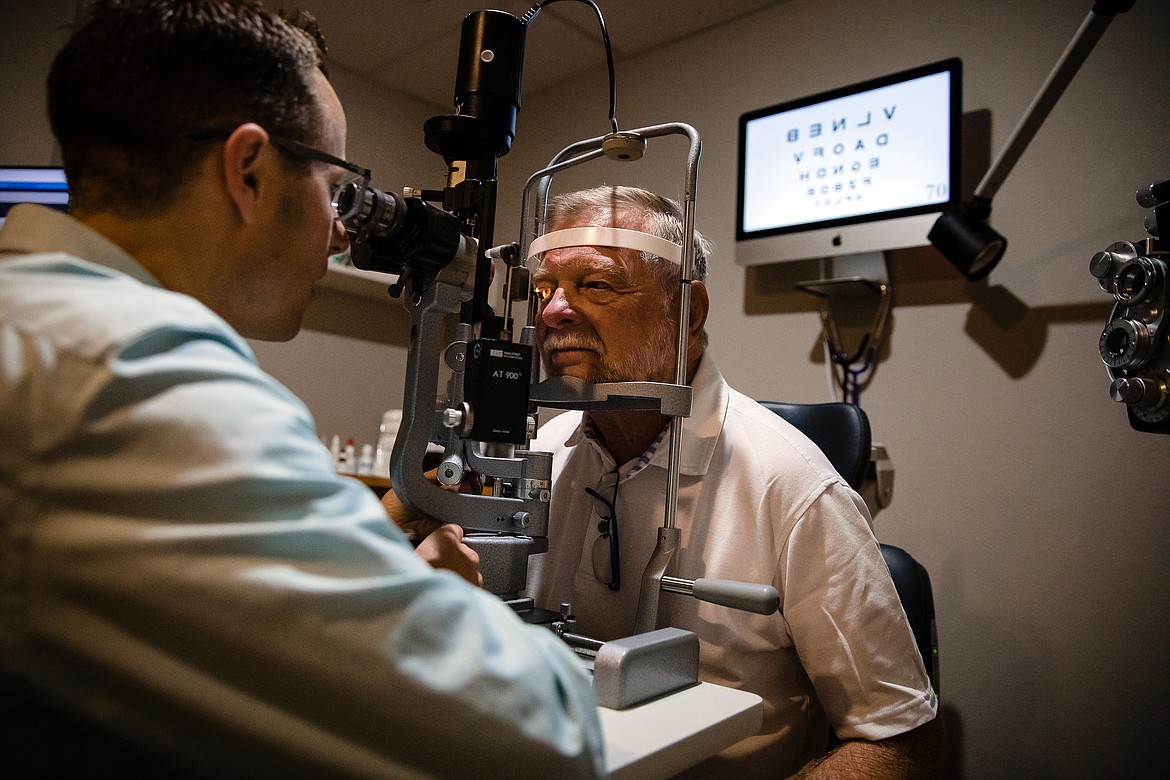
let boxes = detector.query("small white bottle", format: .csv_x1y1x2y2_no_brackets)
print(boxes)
372,409,402,477
356,443,375,476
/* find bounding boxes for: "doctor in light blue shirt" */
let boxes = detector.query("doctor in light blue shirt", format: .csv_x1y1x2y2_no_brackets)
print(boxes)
0,1,603,777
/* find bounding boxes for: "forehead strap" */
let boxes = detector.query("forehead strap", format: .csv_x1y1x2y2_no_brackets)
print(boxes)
526,226,682,272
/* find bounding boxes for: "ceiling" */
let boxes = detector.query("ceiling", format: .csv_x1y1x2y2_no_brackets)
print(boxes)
296,1,788,110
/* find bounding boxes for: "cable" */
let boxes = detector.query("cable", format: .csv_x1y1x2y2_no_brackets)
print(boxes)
522,0,619,133
813,279,891,406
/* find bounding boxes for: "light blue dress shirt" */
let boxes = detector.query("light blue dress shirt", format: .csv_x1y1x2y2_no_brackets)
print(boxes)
0,204,603,778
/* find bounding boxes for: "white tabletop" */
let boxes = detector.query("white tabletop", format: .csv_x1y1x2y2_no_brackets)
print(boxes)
600,682,762,779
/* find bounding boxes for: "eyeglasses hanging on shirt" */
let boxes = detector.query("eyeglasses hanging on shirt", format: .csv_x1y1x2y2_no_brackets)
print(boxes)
585,470,621,591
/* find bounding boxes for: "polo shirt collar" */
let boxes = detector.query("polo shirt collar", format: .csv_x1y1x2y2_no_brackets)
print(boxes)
0,203,163,287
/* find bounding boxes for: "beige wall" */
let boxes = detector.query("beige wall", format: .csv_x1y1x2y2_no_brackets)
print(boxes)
4,0,1170,776
0,0,74,164
502,0,1170,776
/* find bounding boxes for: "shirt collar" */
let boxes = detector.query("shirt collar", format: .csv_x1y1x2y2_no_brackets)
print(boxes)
658,352,727,476
0,203,163,287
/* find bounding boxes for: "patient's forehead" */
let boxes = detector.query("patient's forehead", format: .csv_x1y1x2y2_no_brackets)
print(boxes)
533,212,675,289
533,247,636,291
539,213,653,267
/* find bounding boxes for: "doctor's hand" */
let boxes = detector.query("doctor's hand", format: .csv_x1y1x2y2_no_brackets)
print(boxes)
380,467,485,540
381,485,439,539
414,522,484,588
381,486,483,587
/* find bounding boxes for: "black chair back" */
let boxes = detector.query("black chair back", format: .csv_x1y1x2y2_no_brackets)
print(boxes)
758,401,871,490
879,544,940,692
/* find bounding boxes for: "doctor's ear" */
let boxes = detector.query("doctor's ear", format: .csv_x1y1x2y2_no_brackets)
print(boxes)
220,123,270,225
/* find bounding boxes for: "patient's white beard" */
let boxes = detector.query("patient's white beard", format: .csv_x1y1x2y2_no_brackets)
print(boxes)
541,315,677,384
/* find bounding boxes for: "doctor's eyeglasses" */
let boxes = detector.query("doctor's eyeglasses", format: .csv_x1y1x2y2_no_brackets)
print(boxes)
263,133,371,222
182,127,371,222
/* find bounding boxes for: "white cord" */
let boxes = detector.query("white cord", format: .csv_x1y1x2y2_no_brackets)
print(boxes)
819,257,840,401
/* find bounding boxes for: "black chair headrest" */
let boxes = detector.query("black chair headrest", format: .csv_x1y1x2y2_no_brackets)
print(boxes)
758,402,872,491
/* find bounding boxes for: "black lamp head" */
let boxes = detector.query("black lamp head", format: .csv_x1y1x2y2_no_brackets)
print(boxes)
928,197,1008,281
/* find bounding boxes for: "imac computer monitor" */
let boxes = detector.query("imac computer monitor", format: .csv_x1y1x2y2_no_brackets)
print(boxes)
0,166,68,228
735,58,961,266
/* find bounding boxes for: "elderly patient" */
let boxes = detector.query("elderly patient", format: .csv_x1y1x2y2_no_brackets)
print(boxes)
525,185,941,778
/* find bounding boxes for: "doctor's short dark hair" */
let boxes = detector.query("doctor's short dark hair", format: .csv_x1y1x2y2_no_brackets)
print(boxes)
47,0,329,215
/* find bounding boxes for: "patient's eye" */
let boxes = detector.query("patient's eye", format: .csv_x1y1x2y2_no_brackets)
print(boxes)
532,282,554,303
531,267,628,307
579,276,620,303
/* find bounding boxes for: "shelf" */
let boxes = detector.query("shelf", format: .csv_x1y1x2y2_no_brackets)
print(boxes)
347,473,392,499
794,276,886,300
317,263,398,300
350,473,393,489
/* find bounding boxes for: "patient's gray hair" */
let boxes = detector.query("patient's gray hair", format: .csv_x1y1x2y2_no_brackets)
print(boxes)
545,185,712,292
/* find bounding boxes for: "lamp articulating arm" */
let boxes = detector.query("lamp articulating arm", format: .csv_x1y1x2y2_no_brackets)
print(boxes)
929,0,1136,280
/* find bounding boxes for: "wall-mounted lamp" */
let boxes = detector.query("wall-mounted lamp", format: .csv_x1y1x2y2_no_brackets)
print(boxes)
929,0,1136,281
928,197,1006,281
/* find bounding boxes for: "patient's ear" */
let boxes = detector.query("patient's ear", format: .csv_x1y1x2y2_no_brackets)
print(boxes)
688,280,709,343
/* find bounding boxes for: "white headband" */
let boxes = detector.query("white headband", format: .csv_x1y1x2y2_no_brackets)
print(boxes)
525,226,682,271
